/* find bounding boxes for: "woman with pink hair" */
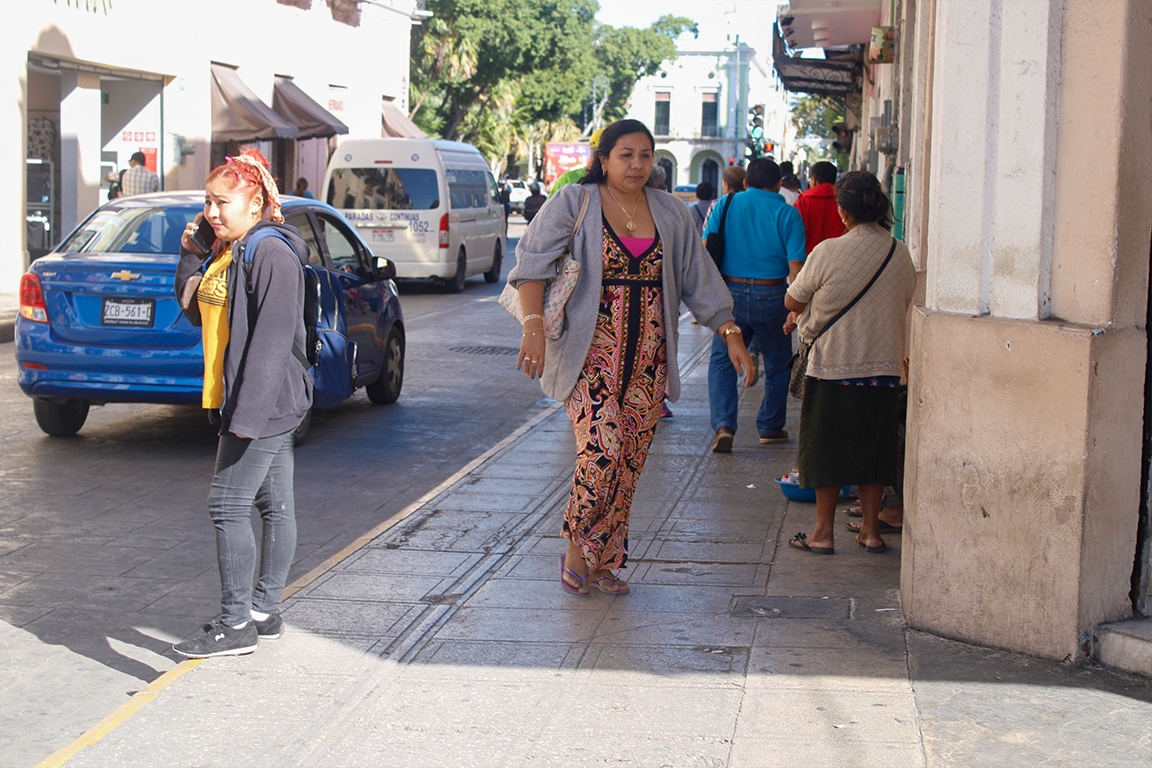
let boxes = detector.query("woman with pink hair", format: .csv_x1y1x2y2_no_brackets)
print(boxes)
172,151,313,658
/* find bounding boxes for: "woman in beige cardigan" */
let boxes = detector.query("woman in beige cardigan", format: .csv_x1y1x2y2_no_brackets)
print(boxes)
784,170,916,556
508,119,753,595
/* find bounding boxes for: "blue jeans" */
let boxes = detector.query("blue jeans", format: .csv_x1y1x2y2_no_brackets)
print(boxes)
709,282,792,436
208,431,297,626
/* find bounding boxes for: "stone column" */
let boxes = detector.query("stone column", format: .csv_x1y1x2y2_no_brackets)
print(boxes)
903,0,1152,661
59,71,102,237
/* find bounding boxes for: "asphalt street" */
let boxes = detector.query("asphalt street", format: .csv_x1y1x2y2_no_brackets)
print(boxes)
0,221,545,765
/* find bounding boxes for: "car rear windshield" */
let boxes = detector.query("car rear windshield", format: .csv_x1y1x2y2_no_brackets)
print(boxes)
327,167,440,210
59,205,201,254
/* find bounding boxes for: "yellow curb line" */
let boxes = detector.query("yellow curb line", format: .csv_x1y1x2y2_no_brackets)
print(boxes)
37,402,561,766
35,659,202,768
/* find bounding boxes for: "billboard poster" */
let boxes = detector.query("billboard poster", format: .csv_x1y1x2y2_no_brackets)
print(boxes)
544,143,590,186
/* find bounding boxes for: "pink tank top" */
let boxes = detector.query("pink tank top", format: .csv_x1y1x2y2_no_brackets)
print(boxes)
618,236,655,257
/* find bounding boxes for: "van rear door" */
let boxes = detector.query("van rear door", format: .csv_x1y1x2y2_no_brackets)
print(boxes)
325,165,442,279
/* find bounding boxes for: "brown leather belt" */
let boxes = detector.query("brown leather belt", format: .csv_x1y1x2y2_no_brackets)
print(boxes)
723,275,785,286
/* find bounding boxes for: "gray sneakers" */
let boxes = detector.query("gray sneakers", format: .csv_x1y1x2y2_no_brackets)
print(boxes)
254,611,283,640
173,620,258,658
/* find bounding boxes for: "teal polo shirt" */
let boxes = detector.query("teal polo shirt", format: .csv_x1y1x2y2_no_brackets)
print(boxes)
703,188,807,280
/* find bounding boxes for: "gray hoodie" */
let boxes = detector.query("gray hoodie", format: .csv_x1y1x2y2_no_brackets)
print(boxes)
175,221,313,438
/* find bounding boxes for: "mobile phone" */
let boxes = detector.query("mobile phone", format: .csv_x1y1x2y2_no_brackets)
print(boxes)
190,218,217,254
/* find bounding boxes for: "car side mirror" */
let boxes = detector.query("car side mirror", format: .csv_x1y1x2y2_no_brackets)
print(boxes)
374,256,397,280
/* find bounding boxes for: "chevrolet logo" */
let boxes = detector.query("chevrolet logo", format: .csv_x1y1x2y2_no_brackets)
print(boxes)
110,270,141,281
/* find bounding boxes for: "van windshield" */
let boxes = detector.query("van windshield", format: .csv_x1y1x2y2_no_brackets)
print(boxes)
327,167,440,210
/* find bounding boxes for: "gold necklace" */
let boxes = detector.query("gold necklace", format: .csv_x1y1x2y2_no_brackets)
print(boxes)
605,185,643,231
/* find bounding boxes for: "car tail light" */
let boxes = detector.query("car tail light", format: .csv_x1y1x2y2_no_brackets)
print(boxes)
439,214,449,249
19,273,48,323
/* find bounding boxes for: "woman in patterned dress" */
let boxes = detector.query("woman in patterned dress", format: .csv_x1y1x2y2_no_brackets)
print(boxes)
508,120,754,595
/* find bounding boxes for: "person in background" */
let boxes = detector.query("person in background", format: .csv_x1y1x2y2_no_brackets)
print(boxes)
509,119,751,596
703,158,805,453
551,128,604,193
500,177,513,220
688,181,716,237
293,177,315,199
107,151,160,197
707,165,747,220
522,182,547,223
779,161,795,178
796,161,845,254
171,151,312,658
785,170,915,556
647,164,667,191
778,175,801,205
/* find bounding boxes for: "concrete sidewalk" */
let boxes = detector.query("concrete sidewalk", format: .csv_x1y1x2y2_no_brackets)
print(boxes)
54,320,1151,768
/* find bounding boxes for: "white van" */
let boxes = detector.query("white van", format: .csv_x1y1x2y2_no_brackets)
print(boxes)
323,139,506,292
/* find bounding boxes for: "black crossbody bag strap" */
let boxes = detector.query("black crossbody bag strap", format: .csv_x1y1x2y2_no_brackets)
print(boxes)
808,237,899,347
717,193,734,239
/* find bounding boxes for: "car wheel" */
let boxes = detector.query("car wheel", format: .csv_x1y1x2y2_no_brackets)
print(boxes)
483,242,503,283
292,408,313,446
33,398,90,437
366,327,404,405
445,248,467,293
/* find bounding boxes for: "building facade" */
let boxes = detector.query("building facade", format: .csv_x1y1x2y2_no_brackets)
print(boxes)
2,0,424,289
626,7,792,192
775,0,1152,669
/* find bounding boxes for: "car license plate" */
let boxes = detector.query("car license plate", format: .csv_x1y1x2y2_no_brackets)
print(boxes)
102,297,155,327
371,229,395,243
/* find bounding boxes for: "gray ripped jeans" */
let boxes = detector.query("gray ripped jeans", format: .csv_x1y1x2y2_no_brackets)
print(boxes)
208,431,297,626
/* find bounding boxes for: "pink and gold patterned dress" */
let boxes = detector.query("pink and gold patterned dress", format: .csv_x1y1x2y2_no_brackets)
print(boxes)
563,220,668,571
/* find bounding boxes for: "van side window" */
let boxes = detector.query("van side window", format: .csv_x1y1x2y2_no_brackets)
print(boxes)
448,169,493,209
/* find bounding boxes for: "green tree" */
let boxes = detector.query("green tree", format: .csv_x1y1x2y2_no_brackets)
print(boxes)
790,94,845,140
409,3,697,169
593,15,697,124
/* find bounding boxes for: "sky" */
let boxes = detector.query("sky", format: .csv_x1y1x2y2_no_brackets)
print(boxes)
595,0,783,34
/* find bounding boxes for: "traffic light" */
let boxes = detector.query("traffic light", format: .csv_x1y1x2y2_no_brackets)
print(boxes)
747,104,765,160
831,123,853,155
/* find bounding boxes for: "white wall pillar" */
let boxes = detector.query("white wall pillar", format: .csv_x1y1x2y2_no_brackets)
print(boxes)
0,47,27,290
59,72,102,237
925,0,1062,320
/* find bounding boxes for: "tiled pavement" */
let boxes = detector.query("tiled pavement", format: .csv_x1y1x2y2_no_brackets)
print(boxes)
54,320,1152,767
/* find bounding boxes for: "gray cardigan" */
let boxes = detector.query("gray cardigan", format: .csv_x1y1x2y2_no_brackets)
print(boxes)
507,182,735,402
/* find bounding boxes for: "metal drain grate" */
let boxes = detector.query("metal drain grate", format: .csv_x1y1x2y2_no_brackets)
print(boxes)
449,345,520,356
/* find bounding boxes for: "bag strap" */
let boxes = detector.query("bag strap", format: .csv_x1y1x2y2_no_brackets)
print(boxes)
717,192,735,238
239,227,313,369
809,237,899,346
567,186,591,254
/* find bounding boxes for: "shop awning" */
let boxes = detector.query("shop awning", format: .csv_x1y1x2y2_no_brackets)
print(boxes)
381,99,427,139
772,24,862,97
210,63,298,142
272,76,349,140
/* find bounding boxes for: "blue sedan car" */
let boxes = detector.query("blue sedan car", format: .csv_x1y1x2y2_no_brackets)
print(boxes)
16,192,405,437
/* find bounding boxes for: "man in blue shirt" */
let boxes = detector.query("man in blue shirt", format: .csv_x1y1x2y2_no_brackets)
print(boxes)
703,158,807,452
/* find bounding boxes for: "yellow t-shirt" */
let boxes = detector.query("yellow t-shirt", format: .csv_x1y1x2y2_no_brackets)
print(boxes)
196,246,233,409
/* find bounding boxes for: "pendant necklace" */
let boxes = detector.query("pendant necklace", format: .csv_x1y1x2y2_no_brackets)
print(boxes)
606,185,643,231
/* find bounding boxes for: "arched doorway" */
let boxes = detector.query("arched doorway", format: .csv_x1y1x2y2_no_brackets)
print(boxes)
701,158,719,189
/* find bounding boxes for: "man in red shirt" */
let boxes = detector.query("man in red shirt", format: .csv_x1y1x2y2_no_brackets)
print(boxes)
795,161,845,254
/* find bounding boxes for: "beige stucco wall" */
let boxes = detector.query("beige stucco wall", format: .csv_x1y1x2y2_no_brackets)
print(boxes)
904,311,1143,659
902,0,1152,661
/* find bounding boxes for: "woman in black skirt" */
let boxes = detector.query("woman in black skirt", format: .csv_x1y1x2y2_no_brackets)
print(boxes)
783,171,915,555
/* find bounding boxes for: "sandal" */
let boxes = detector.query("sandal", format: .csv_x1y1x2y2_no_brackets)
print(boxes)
559,555,589,596
591,573,630,595
844,506,863,518
846,520,902,534
789,532,834,555
855,534,888,554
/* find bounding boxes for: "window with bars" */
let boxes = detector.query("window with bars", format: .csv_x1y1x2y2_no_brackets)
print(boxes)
654,92,671,136
701,93,719,137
